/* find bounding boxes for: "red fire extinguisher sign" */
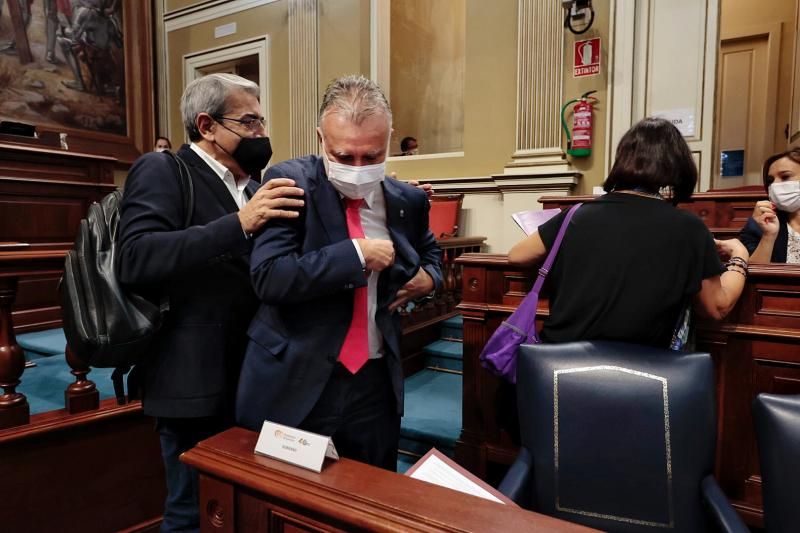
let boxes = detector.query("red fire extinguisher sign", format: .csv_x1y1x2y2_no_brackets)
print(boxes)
574,37,601,77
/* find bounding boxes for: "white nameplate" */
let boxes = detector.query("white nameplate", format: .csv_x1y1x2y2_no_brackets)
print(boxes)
254,420,339,472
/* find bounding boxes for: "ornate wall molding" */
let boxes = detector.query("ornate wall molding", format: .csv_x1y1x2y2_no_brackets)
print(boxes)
507,0,574,176
289,0,320,157
164,0,280,32
370,0,391,97
421,172,579,195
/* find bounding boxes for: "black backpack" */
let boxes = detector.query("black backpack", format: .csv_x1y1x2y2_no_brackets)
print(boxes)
60,151,193,400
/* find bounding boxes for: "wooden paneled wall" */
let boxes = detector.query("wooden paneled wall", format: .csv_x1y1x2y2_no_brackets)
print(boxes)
0,140,116,332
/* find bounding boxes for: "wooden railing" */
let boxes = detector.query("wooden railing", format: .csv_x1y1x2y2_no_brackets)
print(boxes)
399,236,485,375
0,247,107,429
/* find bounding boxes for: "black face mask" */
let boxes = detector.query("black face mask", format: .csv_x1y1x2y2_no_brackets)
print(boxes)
216,122,273,179
233,136,272,180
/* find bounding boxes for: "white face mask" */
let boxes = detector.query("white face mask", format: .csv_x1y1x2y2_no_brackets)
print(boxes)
323,146,386,199
768,180,800,213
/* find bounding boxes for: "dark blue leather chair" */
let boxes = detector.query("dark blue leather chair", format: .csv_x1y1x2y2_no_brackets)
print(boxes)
753,393,800,533
498,341,748,533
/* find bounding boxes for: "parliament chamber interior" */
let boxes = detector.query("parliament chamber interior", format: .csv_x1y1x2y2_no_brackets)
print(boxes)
1,1,799,532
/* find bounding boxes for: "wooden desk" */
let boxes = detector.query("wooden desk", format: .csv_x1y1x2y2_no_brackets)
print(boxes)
181,426,595,532
454,254,800,528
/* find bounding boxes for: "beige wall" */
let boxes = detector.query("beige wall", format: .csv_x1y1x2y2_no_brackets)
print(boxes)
389,0,465,155
158,1,612,186
721,0,796,153
318,0,371,97
385,0,517,181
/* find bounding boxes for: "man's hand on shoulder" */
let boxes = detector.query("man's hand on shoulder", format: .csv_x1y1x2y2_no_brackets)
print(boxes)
238,177,305,234
389,268,434,312
408,179,434,197
390,172,434,197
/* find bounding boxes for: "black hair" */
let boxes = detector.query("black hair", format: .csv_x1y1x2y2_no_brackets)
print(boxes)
603,117,697,205
761,148,800,192
400,136,417,152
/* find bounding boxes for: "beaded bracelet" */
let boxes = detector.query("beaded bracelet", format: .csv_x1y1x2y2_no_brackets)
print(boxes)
725,260,748,271
726,264,747,277
727,256,749,269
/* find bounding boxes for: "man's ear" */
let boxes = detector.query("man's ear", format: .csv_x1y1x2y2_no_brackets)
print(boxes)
197,113,216,141
316,126,323,145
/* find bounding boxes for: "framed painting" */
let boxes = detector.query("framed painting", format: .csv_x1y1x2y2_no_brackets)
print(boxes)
0,0,154,165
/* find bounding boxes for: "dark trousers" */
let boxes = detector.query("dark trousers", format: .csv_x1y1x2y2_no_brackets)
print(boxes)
299,358,400,471
157,416,226,533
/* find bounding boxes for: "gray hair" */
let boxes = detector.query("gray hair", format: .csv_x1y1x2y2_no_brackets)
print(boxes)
180,73,260,141
317,75,392,128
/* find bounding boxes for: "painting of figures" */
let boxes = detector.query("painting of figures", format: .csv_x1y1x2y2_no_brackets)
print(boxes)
0,0,126,136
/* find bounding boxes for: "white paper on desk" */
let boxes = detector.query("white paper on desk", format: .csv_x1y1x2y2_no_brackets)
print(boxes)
511,208,562,236
408,453,504,504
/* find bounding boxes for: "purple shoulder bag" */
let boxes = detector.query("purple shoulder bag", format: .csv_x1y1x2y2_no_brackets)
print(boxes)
479,203,582,383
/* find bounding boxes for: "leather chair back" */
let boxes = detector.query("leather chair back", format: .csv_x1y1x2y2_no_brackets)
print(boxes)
753,393,800,533
516,341,717,532
428,194,463,239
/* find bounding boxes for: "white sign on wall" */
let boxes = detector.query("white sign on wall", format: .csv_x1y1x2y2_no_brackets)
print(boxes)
652,108,696,137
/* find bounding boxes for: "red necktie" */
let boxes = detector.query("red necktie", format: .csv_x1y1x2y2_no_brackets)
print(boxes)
338,198,370,374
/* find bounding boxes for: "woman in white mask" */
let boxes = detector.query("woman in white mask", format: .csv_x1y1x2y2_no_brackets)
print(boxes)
741,149,800,263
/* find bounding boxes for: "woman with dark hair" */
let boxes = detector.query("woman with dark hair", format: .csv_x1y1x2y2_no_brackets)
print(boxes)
739,148,800,263
508,117,749,347
154,135,172,152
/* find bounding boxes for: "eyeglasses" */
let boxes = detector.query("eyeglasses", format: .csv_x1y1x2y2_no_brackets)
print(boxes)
214,115,266,131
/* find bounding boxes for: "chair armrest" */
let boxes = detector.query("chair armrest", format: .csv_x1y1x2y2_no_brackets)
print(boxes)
498,447,533,507
701,475,749,533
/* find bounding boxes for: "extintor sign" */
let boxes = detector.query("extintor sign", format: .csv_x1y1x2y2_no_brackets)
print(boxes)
574,37,601,78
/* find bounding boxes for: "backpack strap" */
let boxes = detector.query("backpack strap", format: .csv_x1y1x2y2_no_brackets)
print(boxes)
152,151,195,316
162,150,195,228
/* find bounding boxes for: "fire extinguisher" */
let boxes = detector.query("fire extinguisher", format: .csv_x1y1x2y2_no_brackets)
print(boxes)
561,90,598,157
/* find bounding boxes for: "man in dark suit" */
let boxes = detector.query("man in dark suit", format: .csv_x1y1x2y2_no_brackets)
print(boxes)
236,75,443,470
117,73,304,533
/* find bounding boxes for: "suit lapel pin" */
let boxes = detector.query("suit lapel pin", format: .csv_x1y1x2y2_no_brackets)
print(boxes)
399,209,405,218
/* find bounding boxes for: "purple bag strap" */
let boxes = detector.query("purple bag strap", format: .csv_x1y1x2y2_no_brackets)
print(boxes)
506,203,583,341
